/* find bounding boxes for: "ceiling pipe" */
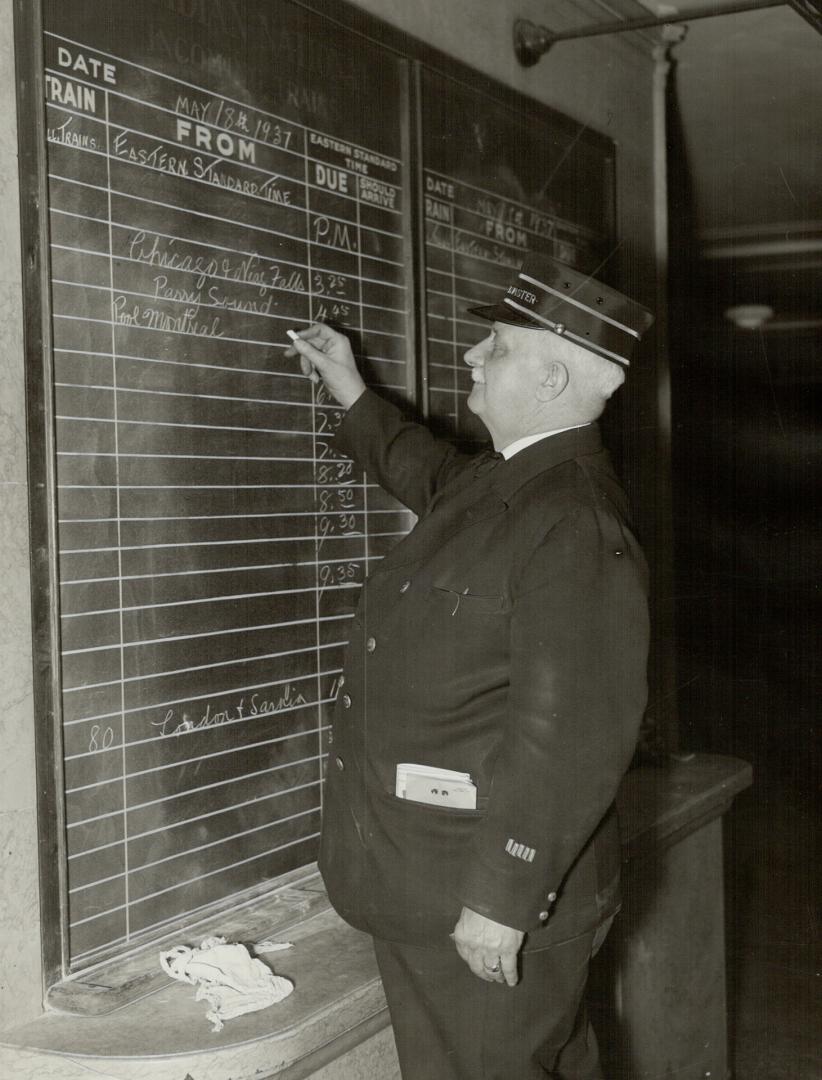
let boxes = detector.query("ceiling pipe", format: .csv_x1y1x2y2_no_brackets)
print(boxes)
514,1,785,66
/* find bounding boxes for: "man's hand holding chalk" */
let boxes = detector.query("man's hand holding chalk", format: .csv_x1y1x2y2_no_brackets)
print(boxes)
286,329,319,384
284,324,367,410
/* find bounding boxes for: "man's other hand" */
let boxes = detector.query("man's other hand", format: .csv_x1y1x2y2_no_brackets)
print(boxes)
452,906,525,986
284,323,366,409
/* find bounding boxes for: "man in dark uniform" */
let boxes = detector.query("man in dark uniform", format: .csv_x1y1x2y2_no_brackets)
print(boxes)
286,253,653,1079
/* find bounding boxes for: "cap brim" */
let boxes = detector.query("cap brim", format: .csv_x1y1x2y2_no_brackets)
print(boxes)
466,302,548,329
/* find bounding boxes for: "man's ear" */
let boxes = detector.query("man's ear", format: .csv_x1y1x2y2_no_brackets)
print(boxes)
535,360,568,402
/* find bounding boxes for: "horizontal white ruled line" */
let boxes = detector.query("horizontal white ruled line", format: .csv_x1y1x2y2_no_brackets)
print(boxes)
428,278,498,304
428,334,476,349
61,612,355,656
69,777,324,860
425,234,525,273
70,805,322,894
58,508,405,525
47,128,404,243
47,89,403,200
429,361,464,371
57,483,369,490
48,173,404,268
48,89,403,202
66,713,326,778
67,750,326,828
52,276,408,341
56,378,315,409
58,449,324,463
62,640,350,694
61,580,360,618
54,343,306,383
424,167,595,239
60,530,405,555
58,450,321,463
61,553,383,586
50,221,408,299
425,214,583,263
57,414,316,438
64,669,342,728
68,830,322,927
53,310,300,352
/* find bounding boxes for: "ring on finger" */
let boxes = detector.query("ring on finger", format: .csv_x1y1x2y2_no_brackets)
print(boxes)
483,957,501,973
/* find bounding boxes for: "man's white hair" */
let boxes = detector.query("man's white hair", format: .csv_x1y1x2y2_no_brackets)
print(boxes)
558,338,626,418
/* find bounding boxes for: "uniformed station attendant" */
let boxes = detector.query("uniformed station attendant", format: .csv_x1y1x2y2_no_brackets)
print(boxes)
285,253,654,1080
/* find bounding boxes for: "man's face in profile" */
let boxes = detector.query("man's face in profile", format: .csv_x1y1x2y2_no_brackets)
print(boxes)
464,321,550,446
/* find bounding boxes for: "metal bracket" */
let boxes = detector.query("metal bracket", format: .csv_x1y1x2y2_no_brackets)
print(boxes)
514,1,786,67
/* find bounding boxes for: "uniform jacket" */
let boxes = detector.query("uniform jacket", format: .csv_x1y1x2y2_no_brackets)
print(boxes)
318,390,650,949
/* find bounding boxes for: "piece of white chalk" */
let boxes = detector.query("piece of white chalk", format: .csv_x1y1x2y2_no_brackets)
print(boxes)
286,329,299,342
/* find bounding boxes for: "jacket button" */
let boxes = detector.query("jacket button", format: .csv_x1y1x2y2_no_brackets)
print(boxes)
341,693,352,709
366,636,377,653
539,910,550,921
399,580,411,593
547,891,557,902
334,756,345,771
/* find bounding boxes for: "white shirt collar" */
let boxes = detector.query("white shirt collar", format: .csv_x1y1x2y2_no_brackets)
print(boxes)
500,423,591,461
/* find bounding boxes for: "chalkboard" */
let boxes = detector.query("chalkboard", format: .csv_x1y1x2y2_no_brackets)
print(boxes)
43,0,415,967
32,0,616,971
421,68,615,443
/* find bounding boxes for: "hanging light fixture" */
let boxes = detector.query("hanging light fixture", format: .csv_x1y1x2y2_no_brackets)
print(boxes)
724,304,774,329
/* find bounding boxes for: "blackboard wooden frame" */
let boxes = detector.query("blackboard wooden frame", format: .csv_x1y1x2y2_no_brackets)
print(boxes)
15,0,617,988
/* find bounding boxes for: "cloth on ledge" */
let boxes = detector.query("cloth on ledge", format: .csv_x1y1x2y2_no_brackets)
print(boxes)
160,935,294,1032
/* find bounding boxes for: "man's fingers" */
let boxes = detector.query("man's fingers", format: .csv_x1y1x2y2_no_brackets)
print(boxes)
500,951,519,987
454,941,505,984
298,322,332,344
298,354,319,384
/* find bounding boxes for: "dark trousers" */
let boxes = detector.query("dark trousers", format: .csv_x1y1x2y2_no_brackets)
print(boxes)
374,921,612,1080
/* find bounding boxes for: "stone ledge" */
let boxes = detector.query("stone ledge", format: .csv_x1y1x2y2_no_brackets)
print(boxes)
0,754,751,1080
0,901,390,1080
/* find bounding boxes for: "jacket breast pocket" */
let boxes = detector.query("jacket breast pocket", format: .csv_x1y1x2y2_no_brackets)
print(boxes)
426,586,509,617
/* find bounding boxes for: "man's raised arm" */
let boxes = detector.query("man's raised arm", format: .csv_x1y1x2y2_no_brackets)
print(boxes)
285,323,473,516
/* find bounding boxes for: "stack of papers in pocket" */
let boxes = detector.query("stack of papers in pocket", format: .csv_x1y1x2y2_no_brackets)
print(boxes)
395,763,477,809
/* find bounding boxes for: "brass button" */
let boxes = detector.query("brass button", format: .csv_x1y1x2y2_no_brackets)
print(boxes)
366,636,377,653
539,910,550,921
547,891,557,902
335,756,345,771
399,580,411,594
341,693,352,709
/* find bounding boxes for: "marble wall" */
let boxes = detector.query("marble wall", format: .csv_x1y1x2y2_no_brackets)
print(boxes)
0,0,46,1031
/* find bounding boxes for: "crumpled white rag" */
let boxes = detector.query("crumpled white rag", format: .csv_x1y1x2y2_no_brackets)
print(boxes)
160,935,294,1032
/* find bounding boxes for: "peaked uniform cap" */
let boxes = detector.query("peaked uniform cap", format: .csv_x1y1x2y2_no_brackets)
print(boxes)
468,253,654,367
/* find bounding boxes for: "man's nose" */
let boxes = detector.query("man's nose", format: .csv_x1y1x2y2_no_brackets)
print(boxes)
464,334,490,367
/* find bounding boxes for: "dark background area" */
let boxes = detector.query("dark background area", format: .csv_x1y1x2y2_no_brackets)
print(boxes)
668,49,820,1065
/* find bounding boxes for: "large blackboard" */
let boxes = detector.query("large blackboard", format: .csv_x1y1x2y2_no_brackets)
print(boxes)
34,0,615,970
